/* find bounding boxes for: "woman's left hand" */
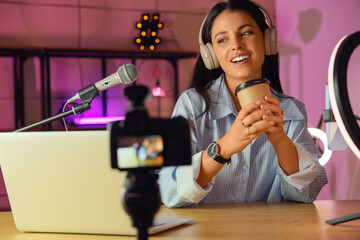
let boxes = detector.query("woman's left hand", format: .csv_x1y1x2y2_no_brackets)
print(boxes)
260,95,286,145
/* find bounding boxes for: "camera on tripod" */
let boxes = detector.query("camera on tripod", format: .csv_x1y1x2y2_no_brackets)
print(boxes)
107,84,192,240
108,84,191,171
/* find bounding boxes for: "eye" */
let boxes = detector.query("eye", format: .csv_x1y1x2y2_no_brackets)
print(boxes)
241,31,253,37
217,38,227,44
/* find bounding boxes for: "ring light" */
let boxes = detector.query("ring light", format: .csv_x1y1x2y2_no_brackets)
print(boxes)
308,128,332,166
328,31,360,159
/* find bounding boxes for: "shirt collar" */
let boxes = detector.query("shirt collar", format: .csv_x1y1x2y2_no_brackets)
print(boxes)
207,74,305,121
208,75,237,120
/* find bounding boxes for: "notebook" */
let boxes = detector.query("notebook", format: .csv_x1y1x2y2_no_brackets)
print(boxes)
0,130,192,236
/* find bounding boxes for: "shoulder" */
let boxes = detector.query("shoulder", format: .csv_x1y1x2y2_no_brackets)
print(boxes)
172,88,206,120
271,89,306,121
176,88,205,107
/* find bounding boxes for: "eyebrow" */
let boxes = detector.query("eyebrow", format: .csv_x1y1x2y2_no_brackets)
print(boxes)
213,24,255,40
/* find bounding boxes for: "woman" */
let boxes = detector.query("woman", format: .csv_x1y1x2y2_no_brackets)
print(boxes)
158,0,327,208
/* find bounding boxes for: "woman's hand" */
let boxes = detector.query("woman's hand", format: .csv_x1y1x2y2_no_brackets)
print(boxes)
258,95,287,145
217,100,275,159
259,95,299,174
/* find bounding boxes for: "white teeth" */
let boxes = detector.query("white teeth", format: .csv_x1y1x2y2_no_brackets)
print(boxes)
232,55,250,63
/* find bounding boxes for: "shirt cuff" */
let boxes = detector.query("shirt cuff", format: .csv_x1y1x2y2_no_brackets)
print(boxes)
176,151,213,203
277,145,318,189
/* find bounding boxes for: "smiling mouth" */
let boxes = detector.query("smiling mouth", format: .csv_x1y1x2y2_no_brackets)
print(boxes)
231,55,250,63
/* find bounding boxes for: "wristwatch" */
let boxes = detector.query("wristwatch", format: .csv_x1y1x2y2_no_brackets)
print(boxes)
206,142,231,166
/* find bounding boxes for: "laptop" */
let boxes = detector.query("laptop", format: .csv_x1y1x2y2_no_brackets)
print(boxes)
0,130,192,236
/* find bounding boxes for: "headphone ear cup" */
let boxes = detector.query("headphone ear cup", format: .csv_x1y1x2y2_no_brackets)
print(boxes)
206,43,220,69
264,28,279,56
200,42,220,70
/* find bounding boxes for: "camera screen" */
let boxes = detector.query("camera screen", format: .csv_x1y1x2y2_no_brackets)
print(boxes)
116,135,164,169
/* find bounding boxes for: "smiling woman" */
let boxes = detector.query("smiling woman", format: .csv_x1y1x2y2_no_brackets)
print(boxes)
211,10,265,90
158,0,328,208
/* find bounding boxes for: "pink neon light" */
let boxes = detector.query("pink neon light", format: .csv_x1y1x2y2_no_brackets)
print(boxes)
152,87,166,97
73,116,125,125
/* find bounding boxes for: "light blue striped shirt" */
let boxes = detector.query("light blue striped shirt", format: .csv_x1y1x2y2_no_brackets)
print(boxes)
159,75,328,208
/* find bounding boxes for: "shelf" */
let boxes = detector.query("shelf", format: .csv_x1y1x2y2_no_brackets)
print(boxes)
0,47,198,130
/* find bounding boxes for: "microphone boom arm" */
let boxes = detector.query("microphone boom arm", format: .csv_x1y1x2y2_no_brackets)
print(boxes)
14,85,99,132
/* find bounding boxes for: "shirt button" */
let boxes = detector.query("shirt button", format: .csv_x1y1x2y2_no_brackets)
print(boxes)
243,165,248,171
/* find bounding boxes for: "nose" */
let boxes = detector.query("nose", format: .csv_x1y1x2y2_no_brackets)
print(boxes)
231,36,243,51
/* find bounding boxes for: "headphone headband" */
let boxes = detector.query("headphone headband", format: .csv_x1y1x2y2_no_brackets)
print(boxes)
198,14,207,46
251,1,276,29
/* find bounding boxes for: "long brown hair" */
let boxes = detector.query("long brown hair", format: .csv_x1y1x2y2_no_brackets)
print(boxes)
189,0,283,117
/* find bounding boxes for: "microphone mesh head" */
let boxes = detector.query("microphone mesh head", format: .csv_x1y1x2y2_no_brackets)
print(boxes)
118,64,139,84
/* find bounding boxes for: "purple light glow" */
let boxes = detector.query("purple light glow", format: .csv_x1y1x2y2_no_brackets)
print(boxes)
73,116,125,125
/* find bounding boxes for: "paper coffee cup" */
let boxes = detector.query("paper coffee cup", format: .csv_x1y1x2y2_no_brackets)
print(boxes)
235,79,270,125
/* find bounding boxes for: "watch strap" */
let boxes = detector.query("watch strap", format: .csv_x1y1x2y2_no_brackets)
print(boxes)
214,154,230,164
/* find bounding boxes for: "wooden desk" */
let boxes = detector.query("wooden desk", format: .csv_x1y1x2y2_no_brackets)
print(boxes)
0,200,359,240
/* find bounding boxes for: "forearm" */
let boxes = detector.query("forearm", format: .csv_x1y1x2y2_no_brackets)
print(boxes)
159,152,214,207
273,134,299,175
196,134,242,188
196,151,224,188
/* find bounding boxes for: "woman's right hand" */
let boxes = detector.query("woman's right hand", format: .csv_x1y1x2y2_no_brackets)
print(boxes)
216,101,275,159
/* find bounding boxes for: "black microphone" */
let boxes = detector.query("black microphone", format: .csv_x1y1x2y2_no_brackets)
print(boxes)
66,64,139,103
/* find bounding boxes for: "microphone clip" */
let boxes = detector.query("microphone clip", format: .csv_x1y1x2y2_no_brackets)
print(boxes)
72,102,91,115
77,84,100,104
70,84,100,115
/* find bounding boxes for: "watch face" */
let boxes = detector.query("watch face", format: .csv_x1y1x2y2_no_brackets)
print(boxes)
207,142,218,159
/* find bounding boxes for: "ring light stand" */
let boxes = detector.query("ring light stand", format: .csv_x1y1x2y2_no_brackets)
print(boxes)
326,31,360,225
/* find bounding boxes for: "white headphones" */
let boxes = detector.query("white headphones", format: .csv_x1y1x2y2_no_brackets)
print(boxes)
199,1,279,70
